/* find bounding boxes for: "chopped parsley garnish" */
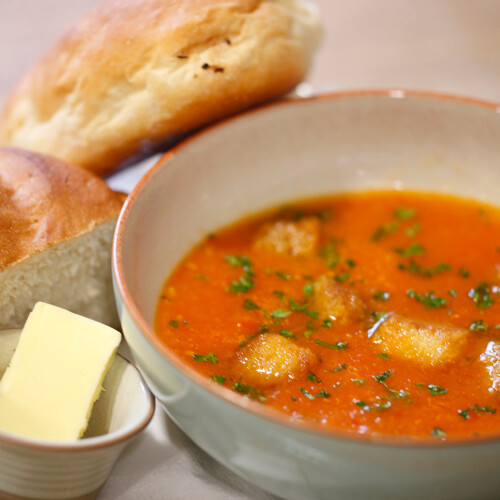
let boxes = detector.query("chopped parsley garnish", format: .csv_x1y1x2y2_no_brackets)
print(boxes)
468,282,495,309
334,272,350,283
193,352,218,363
448,289,458,298
273,290,285,301
470,319,489,331
394,242,425,257
398,260,451,277
331,363,348,373
315,339,348,350
289,298,318,318
225,255,255,293
210,374,226,384
352,379,365,386
307,372,322,383
459,267,470,278
346,258,356,268
319,239,340,268
374,370,393,384
243,299,260,310
322,318,333,328
168,320,179,328
232,382,266,402
303,283,314,297
315,390,331,398
407,289,447,309
377,352,389,359
374,370,409,399
405,222,421,237
299,388,315,400
394,206,417,220
427,384,448,396
271,308,291,319
355,398,392,412
458,404,496,419
373,290,390,301
279,329,295,339
371,221,399,241
275,270,291,281
431,427,447,438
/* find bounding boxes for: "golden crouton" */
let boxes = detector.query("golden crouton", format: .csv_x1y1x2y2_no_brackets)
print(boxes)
480,341,500,392
313,275,367,325
371,313,467,366
234,334,317,389
253,217,320,257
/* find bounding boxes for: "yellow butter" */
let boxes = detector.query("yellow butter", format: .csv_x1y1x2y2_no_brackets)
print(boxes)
0,302,121,441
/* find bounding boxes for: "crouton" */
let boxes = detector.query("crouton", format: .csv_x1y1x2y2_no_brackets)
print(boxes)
480,341,500,392
371,313,467,366
313,275,367,325
253,217,320,257
234,333,317,389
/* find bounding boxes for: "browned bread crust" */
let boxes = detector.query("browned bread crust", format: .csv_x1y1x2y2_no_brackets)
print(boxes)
0,0,321,175
0,147,125,328
0,147,124,269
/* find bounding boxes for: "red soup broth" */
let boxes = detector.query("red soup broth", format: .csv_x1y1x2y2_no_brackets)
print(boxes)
155,190,500,439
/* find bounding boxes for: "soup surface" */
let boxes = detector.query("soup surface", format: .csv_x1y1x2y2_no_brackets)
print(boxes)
155,191,500,439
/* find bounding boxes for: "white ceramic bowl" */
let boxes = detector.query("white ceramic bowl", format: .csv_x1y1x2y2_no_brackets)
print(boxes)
112,91,500,500
0,329,155,500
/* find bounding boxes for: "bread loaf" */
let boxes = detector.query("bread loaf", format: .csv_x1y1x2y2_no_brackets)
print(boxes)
0,0,321,175
0,147,125,329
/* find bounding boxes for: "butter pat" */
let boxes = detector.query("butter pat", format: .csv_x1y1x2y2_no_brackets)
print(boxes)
0,302,121,441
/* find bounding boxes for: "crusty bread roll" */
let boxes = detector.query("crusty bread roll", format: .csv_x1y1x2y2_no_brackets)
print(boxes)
0,0,321,175
0,147,125,329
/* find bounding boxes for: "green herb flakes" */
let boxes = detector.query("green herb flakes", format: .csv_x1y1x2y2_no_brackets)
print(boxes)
279,329,295,339
319,239,340,269
210,374,226,384
315,339,348,350
373,290,390,301
271,308,291,319
193,352,218,363
394,242,425,257
468,282,495,309
243,299,260,310
398,260,451,278
307,372,322,383
275,270,291,281
470,319,489,331
459,267,470,278
371,221,399,241
405,222,421,237
334,272,350,283
427,385,448,396
300,388,315,400
407,289,447,309
458,404,496,419
431,427,447,438
394,206,417,220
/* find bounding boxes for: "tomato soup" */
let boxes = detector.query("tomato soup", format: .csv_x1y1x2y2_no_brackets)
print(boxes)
155,191,500,439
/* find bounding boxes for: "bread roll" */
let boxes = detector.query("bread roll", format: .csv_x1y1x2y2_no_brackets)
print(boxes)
0,147,125,329
0,0,321,175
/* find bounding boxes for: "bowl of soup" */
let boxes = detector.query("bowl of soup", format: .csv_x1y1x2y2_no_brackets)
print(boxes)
112,90,500,500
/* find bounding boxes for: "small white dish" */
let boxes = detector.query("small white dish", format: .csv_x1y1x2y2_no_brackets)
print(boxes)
0,328,155,500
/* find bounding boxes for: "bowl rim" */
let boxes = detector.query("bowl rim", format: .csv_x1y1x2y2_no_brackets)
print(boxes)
0,329,155,452
113,88,500,449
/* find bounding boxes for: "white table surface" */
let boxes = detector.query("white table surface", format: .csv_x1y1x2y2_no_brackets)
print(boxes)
2,1,500,498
